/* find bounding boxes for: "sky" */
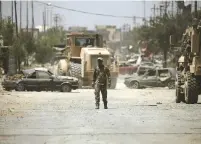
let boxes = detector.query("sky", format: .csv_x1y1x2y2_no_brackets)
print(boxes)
2,1,159,30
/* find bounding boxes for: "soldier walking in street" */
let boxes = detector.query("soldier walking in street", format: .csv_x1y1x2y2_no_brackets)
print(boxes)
92,57,111,109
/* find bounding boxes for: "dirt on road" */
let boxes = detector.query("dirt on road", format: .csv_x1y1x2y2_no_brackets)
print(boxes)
0,87,201,144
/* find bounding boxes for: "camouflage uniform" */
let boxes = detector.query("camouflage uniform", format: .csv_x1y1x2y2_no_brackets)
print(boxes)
92,59,111,109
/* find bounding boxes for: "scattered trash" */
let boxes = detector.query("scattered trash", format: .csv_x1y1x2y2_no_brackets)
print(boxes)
8,108,15,113
148,105,157,106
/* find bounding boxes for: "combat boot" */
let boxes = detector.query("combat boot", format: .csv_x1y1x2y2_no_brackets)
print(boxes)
95,103,99,109
104,102,108,109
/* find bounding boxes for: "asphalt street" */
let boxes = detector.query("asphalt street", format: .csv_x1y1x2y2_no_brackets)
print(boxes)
0,78,201,144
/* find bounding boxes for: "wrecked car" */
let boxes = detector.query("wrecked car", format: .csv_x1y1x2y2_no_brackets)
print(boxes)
136,65,155,76
119,62,138,75
2,67,79,92
124,68,176,89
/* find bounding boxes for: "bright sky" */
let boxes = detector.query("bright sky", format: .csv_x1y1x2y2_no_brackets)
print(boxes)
2,1,158,30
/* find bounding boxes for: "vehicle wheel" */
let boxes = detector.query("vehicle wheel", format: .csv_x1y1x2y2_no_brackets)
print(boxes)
61,84,72,92
68,62,81,78
168,81,175,89
184,72,198,104
175,73,184,103
36,89,41,92
5,88,11,91
194,94,199,104
109,78,117,89
193,79,200,104
130,81,139,89
78,78,83,89
16,83,25,91
176,87,181,103
176,85,184,103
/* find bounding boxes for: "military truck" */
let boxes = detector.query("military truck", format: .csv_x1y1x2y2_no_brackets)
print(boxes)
52,32,119,89
170,19,201,104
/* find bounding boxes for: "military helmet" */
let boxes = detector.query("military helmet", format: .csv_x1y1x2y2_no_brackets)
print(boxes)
97,57,103,62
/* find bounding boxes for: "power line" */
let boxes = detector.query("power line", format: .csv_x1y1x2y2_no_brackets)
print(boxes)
34,1,146,19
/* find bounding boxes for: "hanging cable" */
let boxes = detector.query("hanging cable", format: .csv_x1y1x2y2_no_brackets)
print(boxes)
34,1,145,19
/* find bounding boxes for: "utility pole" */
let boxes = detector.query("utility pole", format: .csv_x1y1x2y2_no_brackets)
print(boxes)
195,1,198,18
143,0,146,25
54,14,60,28
151,4,157,22
151,4,156,19
20,1,22,32
160,5,164,17
48,3,52,28
133,16,136,28
176,2,179,15
26,1,29,33
0,0,2,21
14,0,18,37
31,0,35,37
11,1,13,24
171,1,174,17
14,0,20,72
163,1,169,68
43,11,46,32
164,1,168,16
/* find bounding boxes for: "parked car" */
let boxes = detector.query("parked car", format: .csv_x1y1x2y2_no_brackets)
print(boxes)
2,67,79,92
124,68,175,89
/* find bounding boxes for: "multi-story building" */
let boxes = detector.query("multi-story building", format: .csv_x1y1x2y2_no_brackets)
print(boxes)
68,26,88,32
95,25,121,51
95,25,120,42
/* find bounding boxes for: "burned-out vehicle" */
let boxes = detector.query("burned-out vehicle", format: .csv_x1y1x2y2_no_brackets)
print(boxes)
124,68,176,89
135,65,155,76
119,62,138,75
2,68,79,92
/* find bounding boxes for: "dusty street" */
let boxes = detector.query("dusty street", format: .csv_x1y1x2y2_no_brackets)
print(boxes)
0,79,201,144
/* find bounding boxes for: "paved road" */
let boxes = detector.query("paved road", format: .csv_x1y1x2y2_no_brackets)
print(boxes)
0,86,201,144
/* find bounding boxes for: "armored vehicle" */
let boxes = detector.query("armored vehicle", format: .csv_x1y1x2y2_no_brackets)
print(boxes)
170,19,201,104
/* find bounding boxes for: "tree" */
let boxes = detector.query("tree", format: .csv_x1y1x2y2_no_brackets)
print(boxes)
12,37,26,71
131,2,194,67
34,26,66,64
0,17,14,46
0,17,66,72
